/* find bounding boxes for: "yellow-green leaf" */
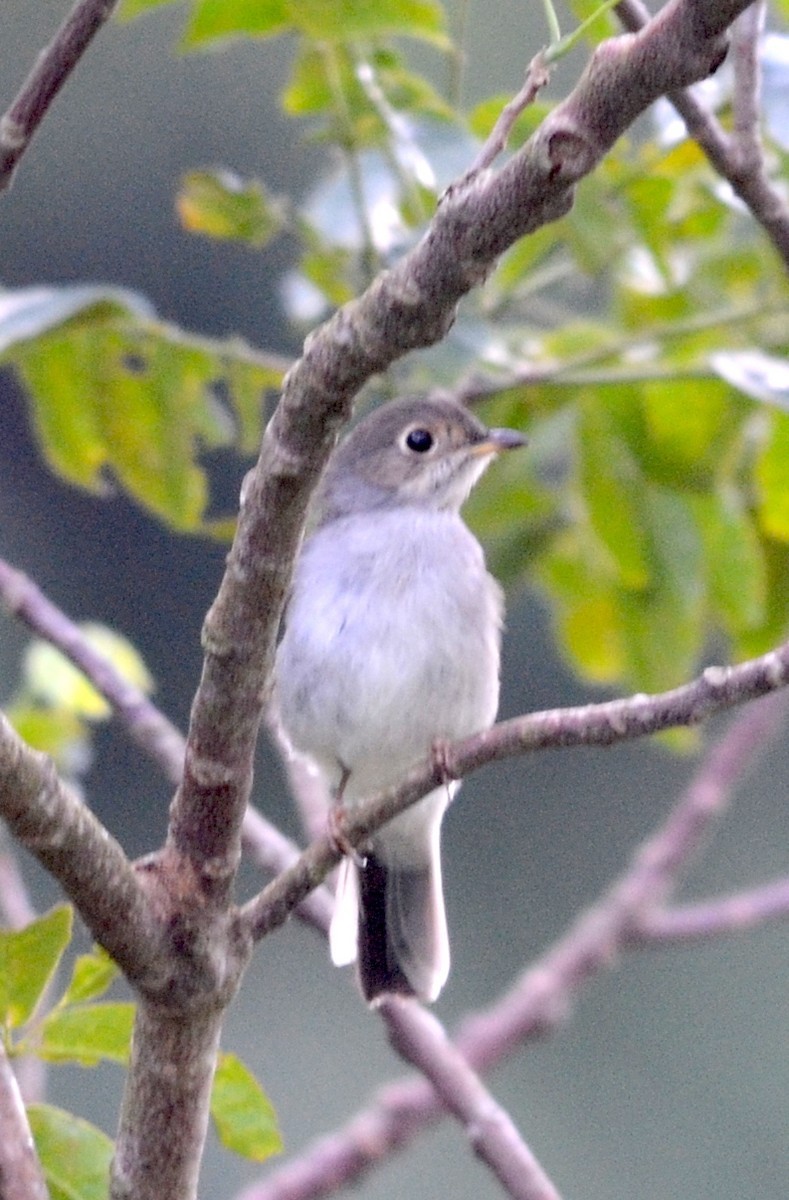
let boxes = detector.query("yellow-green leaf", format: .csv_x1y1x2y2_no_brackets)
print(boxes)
0,906,72,1031
211,1052,282,1162
23,625,153,721
578,398,651,589
756,410,789,541
40,1003,135,1066
1,286,281,531
177,170,286,247
28,1105,113,1200
185,0,450,49
62,948,119,1006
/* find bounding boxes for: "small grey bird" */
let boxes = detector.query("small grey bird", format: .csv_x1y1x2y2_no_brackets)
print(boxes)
275,396,524,1003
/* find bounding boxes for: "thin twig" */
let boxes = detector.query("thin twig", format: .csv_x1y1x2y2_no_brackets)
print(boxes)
0,0,120,193
631,875,789,944
462,51,551,178
381,999,561,1200
239,649,789,944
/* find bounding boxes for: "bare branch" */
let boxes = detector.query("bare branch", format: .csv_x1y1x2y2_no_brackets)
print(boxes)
381,999,561,1200
730,1,765,165
0,712,164,990
0,559,184,786
0,1043,48,1200
246,692,785,1200
0,0,120,193
0,556,334,935
462,50,551,178
631,876,789,944
266,708,331,847
240,647,789,944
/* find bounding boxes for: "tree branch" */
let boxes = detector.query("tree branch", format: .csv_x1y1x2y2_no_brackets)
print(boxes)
0,556,334,936
616,0,789,269
380,999,561,1200
630,875,789,944
0,0,120,193
240,646,789,944
245,691,786,1200
0,1043,48,1200
112,1001,225,1200
0,712,166,990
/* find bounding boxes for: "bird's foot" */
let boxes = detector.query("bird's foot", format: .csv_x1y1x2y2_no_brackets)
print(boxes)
431,738,459,790
327,804,367,869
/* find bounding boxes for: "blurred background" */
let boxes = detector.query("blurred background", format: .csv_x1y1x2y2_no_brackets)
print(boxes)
0,4,787,1199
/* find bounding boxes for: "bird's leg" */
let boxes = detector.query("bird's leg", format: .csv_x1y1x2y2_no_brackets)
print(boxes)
328,764,367,868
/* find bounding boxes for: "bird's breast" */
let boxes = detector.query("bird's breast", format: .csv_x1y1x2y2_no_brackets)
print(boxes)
276,509,503,794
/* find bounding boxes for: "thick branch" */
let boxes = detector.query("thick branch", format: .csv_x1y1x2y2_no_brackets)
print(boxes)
0,712,164,989
111,1000,224,1200
0,0,120,192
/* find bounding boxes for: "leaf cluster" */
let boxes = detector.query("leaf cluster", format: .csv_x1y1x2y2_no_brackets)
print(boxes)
0,908,281,1199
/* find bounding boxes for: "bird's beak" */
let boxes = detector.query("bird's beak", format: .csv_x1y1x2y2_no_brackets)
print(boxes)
472,427,527,456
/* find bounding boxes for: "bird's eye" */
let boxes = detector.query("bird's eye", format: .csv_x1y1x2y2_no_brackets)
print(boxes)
404,428,434,454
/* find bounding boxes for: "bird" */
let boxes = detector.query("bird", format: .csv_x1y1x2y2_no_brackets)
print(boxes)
275,395,524,1004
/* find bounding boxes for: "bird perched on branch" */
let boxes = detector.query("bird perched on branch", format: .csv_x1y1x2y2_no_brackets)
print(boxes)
276,395,525,1003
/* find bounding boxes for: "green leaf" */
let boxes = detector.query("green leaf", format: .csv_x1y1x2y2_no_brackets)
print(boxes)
62,949,119,1006
39,1003,135,1066
756,409,789,541
2,286,282,531
185,0,450,48
184,0,291,44
691,490,766,635
567,0,618,42
638,378,743,490
615,486,705,691
177,170,286,247
7,703,88,771
0,906,72,1030
116,0,180,18
578,397,651,589
23,625,153,722
211,1052,283,1162
28,1104,113,1200
538,530,625,683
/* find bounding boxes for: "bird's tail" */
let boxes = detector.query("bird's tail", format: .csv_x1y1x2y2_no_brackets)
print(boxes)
329,790,451,1004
